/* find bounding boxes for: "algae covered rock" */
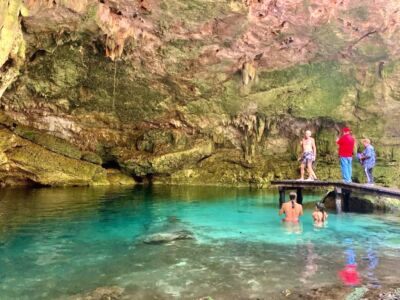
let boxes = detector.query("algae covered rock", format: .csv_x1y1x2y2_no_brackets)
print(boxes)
13,125,82,159
106,169,135,186
323,189,400,213
143,230,194,244
0,128,107,186
81,151,103,165
151,140,214,174
0,0,27,98
119,140,214,177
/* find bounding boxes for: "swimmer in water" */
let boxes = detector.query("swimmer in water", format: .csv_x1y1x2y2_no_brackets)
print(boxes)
279,192,303,223
312,202,328,227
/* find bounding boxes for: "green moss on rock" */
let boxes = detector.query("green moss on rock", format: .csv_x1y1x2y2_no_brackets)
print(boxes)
81,151,103,165
0,128,107,186
252,61,355,119
14,125,82,160
106,169,135,186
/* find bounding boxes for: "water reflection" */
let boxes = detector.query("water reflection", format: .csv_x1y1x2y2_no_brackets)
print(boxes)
339,238,361,286
0,185,398,299
300,242,319,284
364,238,381,288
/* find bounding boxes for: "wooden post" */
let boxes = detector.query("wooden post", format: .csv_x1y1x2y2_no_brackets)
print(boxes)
296,188,303,205
343,189,351,212
279,187,285,208
334,186,342,213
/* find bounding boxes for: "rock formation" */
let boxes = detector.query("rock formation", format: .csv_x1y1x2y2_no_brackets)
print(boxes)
1,0,400,187
143,230,194,244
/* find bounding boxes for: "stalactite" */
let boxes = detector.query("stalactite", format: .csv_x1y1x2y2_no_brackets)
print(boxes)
112,59,117,110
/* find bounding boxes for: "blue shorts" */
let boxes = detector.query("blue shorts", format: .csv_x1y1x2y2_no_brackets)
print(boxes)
301,152,315,164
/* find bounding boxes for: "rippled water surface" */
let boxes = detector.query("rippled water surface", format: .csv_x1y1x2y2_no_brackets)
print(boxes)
0,185,399,299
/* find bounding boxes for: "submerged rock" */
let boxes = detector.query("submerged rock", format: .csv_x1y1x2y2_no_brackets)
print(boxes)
293,285,400,300
377,288,400,300
143,230,194,245
65,286,124,300
167,216,181,224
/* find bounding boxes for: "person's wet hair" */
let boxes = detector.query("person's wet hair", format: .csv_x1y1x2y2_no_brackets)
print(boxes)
289,192,297,208
316,202,326,222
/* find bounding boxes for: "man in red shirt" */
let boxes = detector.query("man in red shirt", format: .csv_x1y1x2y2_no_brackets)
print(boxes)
336,127,356,183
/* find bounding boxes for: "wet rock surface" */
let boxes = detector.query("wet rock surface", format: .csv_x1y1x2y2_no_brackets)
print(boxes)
292,285,400,300
323,190,400,213
143,230,195,244
64,286,125,300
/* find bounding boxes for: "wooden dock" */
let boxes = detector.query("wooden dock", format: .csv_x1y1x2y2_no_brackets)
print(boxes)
270,180,400,212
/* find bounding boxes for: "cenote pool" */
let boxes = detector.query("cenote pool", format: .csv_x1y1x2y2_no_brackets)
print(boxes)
0,185,399,299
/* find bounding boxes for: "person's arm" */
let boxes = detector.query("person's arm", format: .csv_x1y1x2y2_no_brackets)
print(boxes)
363,147,371,159
299,205,303,216
298,140,303,160
279,205,285,216
312,211,317,221
312,138,317,159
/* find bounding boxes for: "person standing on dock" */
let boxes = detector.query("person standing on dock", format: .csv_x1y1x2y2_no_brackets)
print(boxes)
299,130,318,181
336,127,355,183
358,138,376,185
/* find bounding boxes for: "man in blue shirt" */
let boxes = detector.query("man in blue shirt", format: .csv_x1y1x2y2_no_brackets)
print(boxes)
359,138,376,185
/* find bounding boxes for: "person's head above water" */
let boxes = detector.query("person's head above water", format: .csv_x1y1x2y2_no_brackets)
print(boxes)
289,192,297,201
315,202,325,211
305,130,312,138
289,192,297,208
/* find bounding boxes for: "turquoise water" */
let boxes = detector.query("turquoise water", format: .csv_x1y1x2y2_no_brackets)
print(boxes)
0,185,399,299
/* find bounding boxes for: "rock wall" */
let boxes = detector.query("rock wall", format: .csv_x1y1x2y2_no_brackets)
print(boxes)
0,0,400,187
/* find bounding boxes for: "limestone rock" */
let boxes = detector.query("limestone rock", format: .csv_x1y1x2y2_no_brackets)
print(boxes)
65,286,125,300
106,169,135,186
0,128,108,186
81,151,103,165
13,125,82,160
323,190,400,213
143,230,194,244
119,140,214,177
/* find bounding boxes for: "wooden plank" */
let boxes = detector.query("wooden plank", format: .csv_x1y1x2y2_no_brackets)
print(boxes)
270,180,400,199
